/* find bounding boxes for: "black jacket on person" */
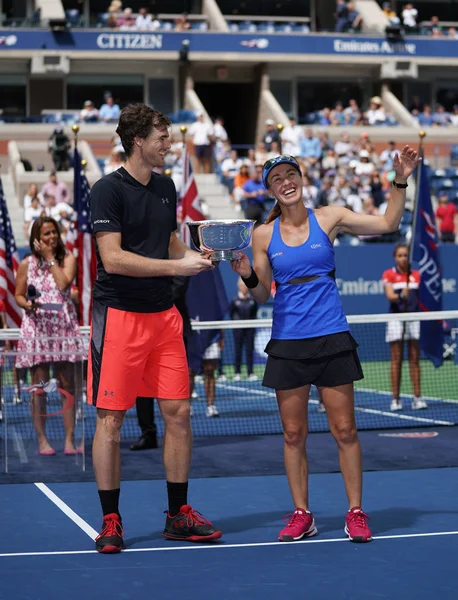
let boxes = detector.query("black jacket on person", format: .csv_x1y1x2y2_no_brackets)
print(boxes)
229,294,258,321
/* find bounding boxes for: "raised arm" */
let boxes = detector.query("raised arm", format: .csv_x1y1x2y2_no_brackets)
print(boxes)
324,145,421,237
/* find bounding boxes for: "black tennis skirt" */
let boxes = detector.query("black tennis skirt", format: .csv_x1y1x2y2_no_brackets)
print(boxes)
262,331,364,390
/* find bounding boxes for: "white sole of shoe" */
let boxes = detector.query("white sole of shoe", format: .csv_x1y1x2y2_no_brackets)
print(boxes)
279,523,318,542
344,525,373,542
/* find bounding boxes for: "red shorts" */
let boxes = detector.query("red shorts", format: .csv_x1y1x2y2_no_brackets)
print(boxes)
87,301,189,410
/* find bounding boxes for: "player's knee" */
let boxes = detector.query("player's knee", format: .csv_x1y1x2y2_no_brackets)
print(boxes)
283,424,307,447
332,422,358,447
163,401,191,430
99,412,124,444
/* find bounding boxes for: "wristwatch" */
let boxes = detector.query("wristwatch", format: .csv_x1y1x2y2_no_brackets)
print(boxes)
47,260,56,268
392,180,408,189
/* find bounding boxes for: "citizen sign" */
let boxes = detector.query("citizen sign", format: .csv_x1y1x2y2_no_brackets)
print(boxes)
97,33,163,50
334,39,416,55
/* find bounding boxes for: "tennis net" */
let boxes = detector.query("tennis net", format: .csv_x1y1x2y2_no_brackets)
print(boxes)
0,310,457,460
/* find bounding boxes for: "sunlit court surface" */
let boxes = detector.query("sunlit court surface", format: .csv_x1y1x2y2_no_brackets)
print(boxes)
1,467,458,600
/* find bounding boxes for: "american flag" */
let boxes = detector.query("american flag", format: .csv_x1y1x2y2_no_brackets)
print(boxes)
180,149,205,246
69,148,96,326
0,175,21,326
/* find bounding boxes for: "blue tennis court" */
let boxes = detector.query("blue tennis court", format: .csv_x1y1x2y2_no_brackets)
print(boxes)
1,467,457,599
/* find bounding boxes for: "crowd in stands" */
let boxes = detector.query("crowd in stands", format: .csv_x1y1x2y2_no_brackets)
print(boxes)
23,174,73,241
409,98,458,128
303,97,399,127
95,4,207,30
379,2,458,37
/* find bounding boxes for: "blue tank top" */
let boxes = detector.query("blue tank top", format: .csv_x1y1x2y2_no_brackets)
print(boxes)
267,209,348,340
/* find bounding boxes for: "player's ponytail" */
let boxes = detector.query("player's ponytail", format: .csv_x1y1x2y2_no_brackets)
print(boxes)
265,202,282,224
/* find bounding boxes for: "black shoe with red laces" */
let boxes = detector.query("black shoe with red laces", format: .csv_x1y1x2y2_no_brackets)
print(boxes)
163,504,222,542
95,513,124,553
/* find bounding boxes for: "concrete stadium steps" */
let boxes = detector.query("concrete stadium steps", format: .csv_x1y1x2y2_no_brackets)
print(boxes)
2,174,26,248
194,173,239,220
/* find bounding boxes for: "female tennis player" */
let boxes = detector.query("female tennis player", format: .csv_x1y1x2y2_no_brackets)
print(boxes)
231,146,420,543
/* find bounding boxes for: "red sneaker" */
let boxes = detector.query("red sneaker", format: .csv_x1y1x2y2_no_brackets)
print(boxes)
95,513,124,553
278,508,318,542
345,508,372,543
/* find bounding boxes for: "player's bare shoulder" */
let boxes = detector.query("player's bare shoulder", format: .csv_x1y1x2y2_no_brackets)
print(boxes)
252,222,274,252
313,205,343,237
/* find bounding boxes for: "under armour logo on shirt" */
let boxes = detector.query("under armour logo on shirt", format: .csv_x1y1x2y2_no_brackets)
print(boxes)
162,197,169,204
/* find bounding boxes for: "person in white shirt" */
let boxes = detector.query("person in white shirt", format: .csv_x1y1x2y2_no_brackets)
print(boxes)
104,150,124,175
221,150,243,193
380,140,398,172
188,112,214,173
302,175,318,208
136,7,152,30
351,150,375,177
366,97,387,126
149,14,161,30
281,116,303,156
450,105,458,127
80,100,99,123
24,197,46,238
334,132,354,165
23,183,45,210
402,3,418,31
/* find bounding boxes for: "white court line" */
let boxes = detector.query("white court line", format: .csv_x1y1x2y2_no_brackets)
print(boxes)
357,386,458,406
34,482,98,540
218,383,454,426
1,529,458,559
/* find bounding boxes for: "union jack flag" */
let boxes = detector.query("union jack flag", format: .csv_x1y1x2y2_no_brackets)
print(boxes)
180,149,205,247
0,176,21,326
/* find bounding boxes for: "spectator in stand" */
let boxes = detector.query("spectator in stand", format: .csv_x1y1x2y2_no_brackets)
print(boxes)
104,150,124,175
99,95,121,123
213,116,228,159
41,171,70,205
117,6,133,26
331,102,346,126
149,14,161,30
136,7,151,30
417,104,434,127
262,119,281,151
243,163,270,226
345,2,362,32
402,3,418,33
188,111,214,174
233,164,251,213
432,104,451,127
299,129,321,167
318,131,334,154
409,96,424,113
302,174,318,208
255,142,269,165
175,13,191,31
352,150,375,177
24,183,44,210
435,192,458,243
24,196,46,238
281,116,303,156
450,105,458,127
366,97,387,126
316,178,332,207
380,140,398,172
80,100,99,123
382,2,399,24
120,15,137,30
334,132,354,165
430,16,443,36
448,27,458,40
318,107,332,126
335,0,349,32
344,99,362,125
229,278,258,382
370,171,385,207
267,141,281,160
221,150,243,194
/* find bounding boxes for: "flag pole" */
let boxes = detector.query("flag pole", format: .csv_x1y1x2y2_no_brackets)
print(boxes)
72,124,79,149
409,129,426,266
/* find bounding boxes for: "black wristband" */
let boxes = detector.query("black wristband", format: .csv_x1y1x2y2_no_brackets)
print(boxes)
392,180,408,189
242,268,259,289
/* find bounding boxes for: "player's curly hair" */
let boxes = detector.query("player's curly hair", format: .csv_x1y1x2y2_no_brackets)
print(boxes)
116,104,171,158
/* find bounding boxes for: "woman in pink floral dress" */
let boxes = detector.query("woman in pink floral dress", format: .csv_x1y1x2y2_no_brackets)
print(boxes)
15,216,85,455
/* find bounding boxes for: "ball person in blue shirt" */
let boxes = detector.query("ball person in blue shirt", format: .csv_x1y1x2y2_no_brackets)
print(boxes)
232,147,420,544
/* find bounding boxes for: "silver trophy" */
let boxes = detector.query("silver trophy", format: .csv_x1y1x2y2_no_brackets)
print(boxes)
187,219,255,262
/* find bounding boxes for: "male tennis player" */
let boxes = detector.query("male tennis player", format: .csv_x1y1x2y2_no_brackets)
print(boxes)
232,146,420,543
88,103,222,553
